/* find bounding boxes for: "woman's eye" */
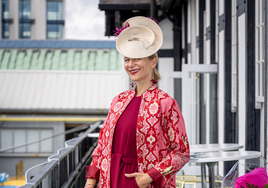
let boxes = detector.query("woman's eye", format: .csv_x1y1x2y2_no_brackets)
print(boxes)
124,59,130,62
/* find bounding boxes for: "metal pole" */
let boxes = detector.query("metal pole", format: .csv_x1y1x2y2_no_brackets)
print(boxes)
207,163,216,188
201,163,207,188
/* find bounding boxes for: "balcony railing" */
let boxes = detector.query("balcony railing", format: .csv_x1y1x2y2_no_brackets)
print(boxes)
18,120,103,188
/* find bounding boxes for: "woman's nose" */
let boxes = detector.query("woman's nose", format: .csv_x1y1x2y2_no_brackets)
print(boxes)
129,59,135,67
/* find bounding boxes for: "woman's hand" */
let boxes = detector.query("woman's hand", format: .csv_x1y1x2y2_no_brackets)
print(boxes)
84,178,96,188
125,172,153,188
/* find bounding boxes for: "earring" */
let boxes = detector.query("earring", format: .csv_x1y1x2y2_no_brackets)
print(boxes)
151,79,157,84
130,82,136,88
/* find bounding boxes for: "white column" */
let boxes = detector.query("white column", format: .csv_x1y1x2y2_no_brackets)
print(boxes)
31,0,46,39
218,0,225,145
9,0,19,39
238,13,246,151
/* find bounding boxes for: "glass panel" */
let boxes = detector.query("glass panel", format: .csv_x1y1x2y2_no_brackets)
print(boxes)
47,24,62,39
1,50,11,69
81,50,88,70
31,50,40,70
1,129,13,153
102,51,109,71
51,50,61,70
19,0,31,19
95,51,103,71
19,23,31,38
22,49,33,69
2,0,9,19
88,51,96,71
2,23,9,38
73,52,81,70
44,51,52,70
47,1,62,20
36,50,46,70
27,130,39,152
9,49,18,69
14,130,26,152
15,51,26,69
66,50,75,70
40,129,53,153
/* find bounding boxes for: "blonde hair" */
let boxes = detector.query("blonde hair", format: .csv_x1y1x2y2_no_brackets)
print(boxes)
148,53,161,82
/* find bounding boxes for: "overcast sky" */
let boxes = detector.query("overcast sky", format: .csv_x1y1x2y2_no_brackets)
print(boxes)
65,0,112,40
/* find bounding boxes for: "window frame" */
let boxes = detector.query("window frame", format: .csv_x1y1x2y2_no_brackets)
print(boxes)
19,0,31,39
1,0,9,39
46,0,64,39
0,128,53,154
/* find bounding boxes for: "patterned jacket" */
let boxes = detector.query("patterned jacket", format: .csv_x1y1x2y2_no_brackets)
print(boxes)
86,84,190,188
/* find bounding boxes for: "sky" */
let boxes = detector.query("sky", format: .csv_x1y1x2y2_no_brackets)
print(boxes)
65,0,112,40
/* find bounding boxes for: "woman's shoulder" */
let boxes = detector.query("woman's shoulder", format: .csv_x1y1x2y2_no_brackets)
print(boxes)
156,88,176,102
111,89,135,104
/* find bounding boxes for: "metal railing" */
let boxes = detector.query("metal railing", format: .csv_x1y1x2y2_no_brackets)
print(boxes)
19,120,103,188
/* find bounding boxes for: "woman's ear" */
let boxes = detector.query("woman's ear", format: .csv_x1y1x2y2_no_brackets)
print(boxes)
151,57,157,69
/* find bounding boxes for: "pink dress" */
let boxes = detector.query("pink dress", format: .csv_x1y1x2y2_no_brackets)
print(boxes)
110,96,141,188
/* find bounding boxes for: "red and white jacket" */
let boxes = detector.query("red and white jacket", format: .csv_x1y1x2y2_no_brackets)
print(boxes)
86,84,190,188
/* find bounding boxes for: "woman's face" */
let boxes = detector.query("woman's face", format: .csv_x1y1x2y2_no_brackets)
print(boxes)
124,57,156,83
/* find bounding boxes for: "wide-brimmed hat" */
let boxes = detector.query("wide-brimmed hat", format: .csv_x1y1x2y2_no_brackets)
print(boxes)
115,16,163,58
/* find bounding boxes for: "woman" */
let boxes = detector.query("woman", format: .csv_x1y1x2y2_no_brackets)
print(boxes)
84,16,190,188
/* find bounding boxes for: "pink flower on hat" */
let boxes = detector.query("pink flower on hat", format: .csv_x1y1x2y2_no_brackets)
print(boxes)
114,22,130,38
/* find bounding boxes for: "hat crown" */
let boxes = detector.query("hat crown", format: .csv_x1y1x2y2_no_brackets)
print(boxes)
116,16,163,58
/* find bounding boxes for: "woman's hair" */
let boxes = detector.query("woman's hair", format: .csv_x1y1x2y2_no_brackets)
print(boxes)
148,53,161,82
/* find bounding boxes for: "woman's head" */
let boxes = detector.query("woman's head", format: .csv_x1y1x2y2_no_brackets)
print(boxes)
124,52,160,84
115,16,163,84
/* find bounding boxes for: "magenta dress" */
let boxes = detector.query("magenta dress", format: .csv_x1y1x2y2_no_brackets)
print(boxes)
110,96,141,188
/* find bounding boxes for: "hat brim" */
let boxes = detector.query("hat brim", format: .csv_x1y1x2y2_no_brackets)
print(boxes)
116,16,163,58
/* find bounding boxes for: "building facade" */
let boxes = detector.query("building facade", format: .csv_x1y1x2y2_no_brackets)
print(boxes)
0,0,65,39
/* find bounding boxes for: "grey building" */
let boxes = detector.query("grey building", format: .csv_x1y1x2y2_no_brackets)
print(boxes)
1,0,65,39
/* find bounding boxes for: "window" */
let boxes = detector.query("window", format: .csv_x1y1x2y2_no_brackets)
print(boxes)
2,0,9,38
255,0,265,102
19,0,31,38
231,0,237,109
47,1,64,39
0,128,53,153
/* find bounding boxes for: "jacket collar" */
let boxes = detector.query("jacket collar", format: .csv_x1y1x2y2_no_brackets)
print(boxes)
124,84,158,99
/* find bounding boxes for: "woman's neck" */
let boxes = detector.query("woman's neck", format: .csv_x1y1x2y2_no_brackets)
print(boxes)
135,79,153,96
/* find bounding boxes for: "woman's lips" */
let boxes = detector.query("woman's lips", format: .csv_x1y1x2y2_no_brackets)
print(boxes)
129,69,140,74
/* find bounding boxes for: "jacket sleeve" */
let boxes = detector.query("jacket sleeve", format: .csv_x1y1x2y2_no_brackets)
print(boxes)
85,95,119,181
146,97,190,187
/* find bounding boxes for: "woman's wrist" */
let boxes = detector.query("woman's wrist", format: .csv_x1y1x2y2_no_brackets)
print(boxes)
85,178,96,188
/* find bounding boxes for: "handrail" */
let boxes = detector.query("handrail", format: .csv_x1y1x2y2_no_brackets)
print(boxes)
18,120,103,188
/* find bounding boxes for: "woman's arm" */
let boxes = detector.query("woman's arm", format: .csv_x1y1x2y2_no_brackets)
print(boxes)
146,97,190,187
85,95,119,183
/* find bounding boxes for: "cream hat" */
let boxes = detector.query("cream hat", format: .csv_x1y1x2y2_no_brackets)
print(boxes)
116,16,163,58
